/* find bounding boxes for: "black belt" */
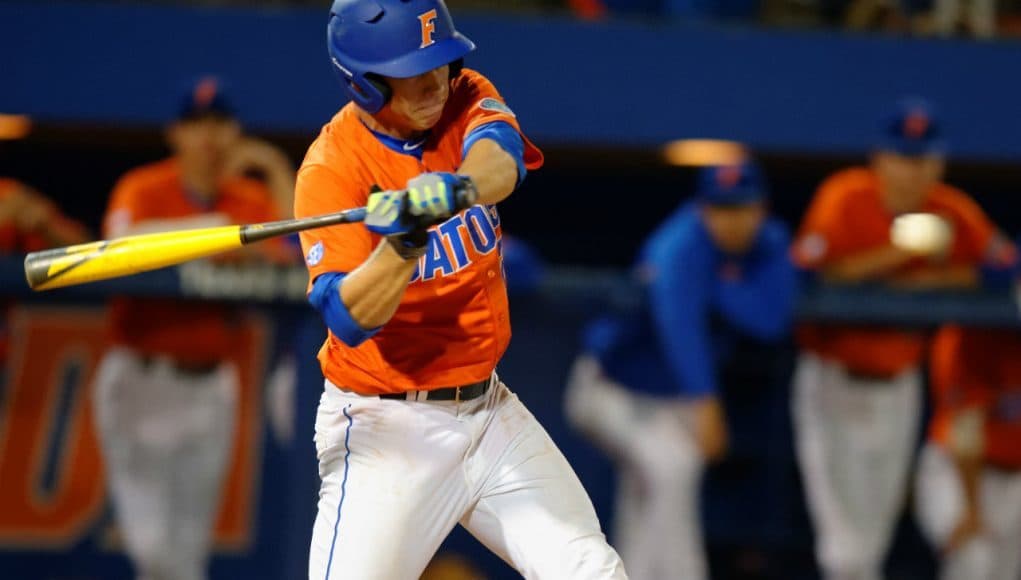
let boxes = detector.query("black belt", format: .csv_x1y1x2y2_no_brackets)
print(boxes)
379,378,491,402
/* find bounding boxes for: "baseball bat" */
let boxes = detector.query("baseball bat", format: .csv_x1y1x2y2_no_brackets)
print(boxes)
24,207,368,291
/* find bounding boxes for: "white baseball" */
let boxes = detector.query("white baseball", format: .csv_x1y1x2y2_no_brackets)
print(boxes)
890,213,953,256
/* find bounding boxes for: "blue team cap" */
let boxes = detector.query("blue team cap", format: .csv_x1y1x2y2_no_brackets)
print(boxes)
696,161,767,206
878,97,945,157
177,76,235,121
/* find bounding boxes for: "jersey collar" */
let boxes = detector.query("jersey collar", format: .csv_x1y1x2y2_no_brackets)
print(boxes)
361,121,429,160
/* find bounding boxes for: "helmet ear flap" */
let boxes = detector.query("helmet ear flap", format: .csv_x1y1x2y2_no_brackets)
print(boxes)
365,74,392,106
361,63,457,112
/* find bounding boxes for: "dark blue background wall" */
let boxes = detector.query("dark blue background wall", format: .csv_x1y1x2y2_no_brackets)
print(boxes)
4,1,1021,158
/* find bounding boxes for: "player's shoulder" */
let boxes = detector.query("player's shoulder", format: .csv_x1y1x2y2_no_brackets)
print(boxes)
815,166,876,200
452,68,498,96
446,69,513,115
643,204,704,259
114,158,179,195
301,105,367,173
928,182,979,212
0,177,26,200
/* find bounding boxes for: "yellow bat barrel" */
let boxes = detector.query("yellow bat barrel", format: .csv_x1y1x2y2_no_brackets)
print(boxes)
24,225,244,291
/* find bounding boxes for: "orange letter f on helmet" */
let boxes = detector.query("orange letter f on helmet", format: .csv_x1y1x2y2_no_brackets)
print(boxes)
419,9,438,48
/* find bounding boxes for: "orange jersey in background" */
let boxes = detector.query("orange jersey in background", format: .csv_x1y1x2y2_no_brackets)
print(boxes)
103,159,279,366
792,167,1010,377
295,69,543,394
930,326,1021,470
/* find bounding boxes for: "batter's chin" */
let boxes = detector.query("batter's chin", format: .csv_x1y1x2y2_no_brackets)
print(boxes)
414,103,446,128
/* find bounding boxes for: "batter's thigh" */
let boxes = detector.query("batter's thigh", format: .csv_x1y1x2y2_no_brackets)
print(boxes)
309,384,475,580
461,384,627,579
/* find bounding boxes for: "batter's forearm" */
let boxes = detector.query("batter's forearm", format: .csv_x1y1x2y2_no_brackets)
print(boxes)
459,138,518,205
340,240,418,328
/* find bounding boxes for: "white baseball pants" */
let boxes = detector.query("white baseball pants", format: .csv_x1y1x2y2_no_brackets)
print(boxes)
309,374,627,580
915,443,1021,580
93,347,238,580
564,356,706,580
792,353,921,580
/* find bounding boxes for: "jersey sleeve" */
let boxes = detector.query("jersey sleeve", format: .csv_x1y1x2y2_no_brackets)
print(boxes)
455,71,543,172
941,187,1017,268
791,176,855,269
716,222,798,341
646,231,717,398
294,162,376,285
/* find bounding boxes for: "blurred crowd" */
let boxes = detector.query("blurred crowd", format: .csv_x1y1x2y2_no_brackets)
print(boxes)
112,0,1021,37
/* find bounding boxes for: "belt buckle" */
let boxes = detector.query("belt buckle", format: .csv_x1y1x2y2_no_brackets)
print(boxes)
454,386,462,404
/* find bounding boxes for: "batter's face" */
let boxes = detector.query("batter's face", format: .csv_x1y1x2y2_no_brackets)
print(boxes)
167,116,241,174
700,201,767,255
873,151,945,215
380,65,450,133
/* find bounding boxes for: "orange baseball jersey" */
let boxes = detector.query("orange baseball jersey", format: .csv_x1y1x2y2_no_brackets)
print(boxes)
295,69,543,395
792,167,1011,377
103,159,279,365
929,326,1021,470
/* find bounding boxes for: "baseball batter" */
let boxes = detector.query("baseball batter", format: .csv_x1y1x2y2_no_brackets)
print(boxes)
296,1,626,578
915,325,1021,580
565,161,797,580
94,80,284,580
791,98,1014,580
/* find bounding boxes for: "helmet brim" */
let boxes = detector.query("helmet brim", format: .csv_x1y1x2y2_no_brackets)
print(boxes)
370,33,475,79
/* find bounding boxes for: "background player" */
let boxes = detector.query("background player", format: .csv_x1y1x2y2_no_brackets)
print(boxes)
0,179,89,254
296,1,626,577
915,323,1021,580
565,160,797,580
0,178,88,380
791,97,1015,580
93,78,290,580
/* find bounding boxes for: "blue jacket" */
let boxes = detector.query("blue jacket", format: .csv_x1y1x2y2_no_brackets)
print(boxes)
584,203,797,398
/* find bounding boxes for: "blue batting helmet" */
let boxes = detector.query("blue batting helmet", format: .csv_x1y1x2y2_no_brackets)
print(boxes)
327,0,476,113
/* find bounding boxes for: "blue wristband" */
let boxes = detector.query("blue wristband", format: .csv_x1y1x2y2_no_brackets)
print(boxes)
309,272,381,347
